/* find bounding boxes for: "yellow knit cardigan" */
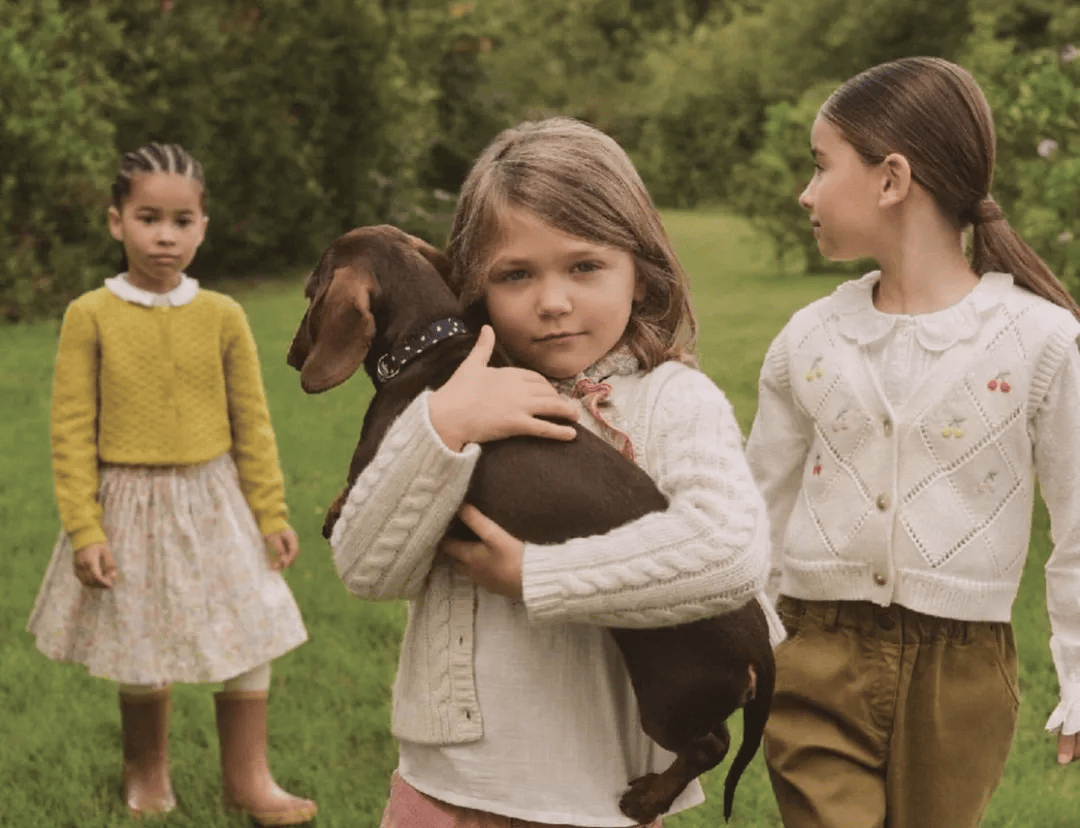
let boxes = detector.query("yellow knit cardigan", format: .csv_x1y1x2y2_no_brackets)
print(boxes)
51,287,289,551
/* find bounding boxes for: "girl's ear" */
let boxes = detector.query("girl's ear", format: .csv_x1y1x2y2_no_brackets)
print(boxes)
879,153,912,208
108,206,124,242
633,275,646,304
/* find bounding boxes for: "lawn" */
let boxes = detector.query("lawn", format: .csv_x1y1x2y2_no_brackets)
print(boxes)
3,210,1077,826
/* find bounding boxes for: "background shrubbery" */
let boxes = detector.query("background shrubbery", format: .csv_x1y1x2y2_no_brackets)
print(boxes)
1,0,1077,320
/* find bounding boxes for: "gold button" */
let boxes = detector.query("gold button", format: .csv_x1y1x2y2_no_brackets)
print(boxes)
876,494,890,511
883,419,893,437
874,573,888,586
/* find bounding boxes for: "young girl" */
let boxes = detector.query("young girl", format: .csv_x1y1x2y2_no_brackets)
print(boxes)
27,142,317,825
328,117,785,827
746,57,1080,827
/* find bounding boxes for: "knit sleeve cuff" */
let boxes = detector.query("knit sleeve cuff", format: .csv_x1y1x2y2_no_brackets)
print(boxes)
1046,689,1080,735
757,588,788,647
257,514,291,537
69,525,107,554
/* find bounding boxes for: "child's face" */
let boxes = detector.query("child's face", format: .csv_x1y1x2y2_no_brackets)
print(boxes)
108,172,207,293
799,115,885,262
482,206,644,379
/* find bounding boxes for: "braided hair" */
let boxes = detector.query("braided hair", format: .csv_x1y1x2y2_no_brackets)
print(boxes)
110,142,205,210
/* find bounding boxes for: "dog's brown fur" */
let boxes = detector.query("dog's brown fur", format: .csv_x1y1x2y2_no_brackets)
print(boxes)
287,225,774,822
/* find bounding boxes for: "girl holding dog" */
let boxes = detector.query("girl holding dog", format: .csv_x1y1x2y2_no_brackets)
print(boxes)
329,117,785,827
746,57,1080,827
27,142,317,825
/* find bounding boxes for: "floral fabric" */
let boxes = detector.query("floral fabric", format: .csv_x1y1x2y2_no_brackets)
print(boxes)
27,453,307,684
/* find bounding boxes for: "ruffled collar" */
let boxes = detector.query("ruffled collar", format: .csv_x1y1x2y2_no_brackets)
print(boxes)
832,270,1012,351
552,347,639,396
104,272,199,307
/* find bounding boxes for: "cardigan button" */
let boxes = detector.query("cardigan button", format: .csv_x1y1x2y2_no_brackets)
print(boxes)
883,418,893,437
876,494,890,511
874,572,888,586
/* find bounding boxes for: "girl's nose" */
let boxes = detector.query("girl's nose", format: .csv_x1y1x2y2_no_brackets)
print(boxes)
535,276,572,316
798,182,813,211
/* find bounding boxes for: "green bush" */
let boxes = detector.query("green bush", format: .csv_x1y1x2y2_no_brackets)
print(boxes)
727,82,837,273
977,44,1080,298
103,0,440,277
0,0,124,320
1,0,457,319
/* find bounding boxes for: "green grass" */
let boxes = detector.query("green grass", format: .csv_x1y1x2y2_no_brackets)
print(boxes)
3,210,1077,826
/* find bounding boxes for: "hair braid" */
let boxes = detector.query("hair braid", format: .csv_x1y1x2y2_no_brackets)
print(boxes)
109,142,205,210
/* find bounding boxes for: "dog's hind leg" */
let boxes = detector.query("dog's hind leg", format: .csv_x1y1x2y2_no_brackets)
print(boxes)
618,726,731,824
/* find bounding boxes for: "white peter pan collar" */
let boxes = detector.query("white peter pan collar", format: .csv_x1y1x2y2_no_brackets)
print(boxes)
104,272,200,307
832,270,1012,351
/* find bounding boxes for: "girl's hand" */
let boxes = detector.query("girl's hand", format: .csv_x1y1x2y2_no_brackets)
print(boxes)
440,504,524,602
265,527,300,570
74,541,118,588
428,325,578,451
1058,732,1080,765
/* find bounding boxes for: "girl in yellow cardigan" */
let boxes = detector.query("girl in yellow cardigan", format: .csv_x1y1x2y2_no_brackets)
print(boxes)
27,143,316,826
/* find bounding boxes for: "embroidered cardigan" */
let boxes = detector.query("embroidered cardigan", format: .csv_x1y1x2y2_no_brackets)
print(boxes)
746,271,1080,733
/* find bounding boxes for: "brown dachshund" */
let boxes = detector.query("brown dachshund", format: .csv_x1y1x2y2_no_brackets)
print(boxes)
287,224,774,823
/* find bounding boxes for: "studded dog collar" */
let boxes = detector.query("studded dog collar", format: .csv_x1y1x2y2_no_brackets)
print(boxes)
374,317,471,384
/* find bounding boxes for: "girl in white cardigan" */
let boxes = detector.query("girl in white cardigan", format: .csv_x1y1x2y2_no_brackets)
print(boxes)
746,57,1080,828
329,117,783,827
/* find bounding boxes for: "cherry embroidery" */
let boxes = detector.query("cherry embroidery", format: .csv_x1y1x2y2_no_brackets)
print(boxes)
812,454,822,475
988,371,1011,393
805,357,824,382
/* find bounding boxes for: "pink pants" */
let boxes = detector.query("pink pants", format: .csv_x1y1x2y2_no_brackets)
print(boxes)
379,772,663,828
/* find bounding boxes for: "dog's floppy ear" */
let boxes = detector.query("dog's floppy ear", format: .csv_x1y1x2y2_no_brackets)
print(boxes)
291,264,378,393
405,233,454,290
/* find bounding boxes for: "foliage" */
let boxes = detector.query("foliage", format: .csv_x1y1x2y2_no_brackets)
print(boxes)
632,0,971,207
5,0,1080,317
98,0,443,276
1,0,458,319
0,0,124,320
726,83,837,273
965,3,1080,297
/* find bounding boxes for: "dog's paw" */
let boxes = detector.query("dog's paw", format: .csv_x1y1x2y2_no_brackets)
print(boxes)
619,774,668,824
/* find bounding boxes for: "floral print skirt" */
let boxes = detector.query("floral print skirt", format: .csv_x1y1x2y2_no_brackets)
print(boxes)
26,453,308,685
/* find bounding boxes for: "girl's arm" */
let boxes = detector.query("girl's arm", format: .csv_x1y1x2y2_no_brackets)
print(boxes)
222,302,290,537
1035,340,1080,754
520,367,773,628
331,391,482,600
745,335,813,602
51,301,106,551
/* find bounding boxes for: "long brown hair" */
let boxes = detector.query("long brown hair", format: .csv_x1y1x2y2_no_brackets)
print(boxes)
446,117,697,369
821,56,1079,318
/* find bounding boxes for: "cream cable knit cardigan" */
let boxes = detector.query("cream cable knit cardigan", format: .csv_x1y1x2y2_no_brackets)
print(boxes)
330,360,781,745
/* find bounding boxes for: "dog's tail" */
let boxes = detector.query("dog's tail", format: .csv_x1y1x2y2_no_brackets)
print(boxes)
722,648,775,821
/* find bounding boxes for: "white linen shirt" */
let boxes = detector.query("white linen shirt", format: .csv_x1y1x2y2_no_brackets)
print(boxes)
746,271,1080,735
331,358,782,825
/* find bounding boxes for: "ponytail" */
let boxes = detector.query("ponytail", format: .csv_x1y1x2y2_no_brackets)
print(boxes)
969,196,1080,319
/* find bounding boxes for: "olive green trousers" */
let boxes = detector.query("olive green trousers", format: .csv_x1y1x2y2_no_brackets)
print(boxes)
764,597,1019,828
